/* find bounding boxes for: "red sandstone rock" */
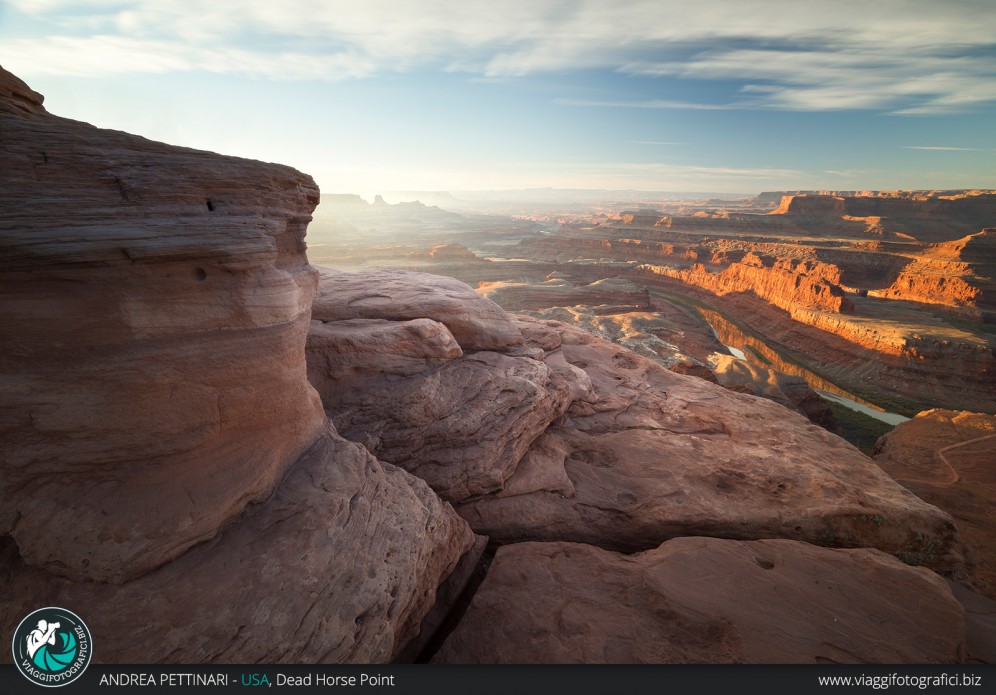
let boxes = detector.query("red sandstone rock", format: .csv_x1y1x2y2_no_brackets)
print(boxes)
311,267,523,351
0,66,327,582
710,354,837,429
770,192,996,242
640,260,853,314
0,433,476,662
873,230,996,318
946,580,996,664
1,67,478,664
669,360,720,383
457,318,958,569
305,278,593,502
307,317,463,388
433,538,967,663
873,410,996,599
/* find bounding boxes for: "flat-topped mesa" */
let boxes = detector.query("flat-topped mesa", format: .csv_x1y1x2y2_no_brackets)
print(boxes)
0,66,328,582
770,192,996,231
872,229,996,319
771,194,848,217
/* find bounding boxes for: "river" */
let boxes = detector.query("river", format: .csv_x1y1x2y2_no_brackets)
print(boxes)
697,308,909,426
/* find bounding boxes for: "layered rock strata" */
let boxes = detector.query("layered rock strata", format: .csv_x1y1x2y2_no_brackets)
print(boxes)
0,68,333,581
639,260,853,314
0,66,474,662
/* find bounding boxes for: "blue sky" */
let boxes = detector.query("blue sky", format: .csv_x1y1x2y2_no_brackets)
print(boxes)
2,0,995,195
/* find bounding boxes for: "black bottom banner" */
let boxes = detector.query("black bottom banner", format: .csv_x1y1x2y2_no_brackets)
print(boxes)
0,664,991,695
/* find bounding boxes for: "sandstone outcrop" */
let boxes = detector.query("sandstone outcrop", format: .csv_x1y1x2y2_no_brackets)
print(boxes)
1,66,475,663
301,266,959,568
770,191,996,242
454,319,957,567
709,354,836,429
434,538,967,663
1,66,331,582
638,260,853,314
312,267,522,351
307,271,592,501
0,432,476,662
872,229,996,319
873,410,996,600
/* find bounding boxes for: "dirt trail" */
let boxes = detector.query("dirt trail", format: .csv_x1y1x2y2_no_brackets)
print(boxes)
899,433,996,486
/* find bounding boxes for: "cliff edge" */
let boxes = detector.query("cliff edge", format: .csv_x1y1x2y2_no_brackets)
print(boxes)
0,65,474,662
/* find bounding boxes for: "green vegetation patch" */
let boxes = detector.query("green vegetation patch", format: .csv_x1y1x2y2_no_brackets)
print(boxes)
825,400,895,454
896,532,944,567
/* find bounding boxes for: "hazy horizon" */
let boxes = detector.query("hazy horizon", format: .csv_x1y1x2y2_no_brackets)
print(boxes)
2,0,994,194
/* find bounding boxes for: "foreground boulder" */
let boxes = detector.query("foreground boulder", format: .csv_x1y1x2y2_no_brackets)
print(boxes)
312,267,523,351
434,537,967,663
0,432,476,662
307,271,593,501
308,288,957,569
456,318,958,569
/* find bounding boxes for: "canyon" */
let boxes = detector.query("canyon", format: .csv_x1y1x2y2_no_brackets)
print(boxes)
1,66,994,665
312,186,995,419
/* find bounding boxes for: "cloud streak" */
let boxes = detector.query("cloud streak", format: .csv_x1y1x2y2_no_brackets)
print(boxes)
903,146,985,152
2,0,995,114
556,98,736,111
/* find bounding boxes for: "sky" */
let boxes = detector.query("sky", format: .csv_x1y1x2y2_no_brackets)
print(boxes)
2,0,995,196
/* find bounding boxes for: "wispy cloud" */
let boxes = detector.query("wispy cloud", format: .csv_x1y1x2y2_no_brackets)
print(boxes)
557,98,735,111
903,146,985,152
624,48,996,114
3,0,996,115
586,161,803,179
0,35,376,79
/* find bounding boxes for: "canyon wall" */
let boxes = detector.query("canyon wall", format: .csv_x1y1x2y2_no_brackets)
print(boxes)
638,260,853,314
772,191,996,227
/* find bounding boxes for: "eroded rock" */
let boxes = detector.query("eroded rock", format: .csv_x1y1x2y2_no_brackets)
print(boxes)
312,268,522,351
457,318,958,569
434,538,967,664
0,432,476,662
710,353,837,428
0,66,326,582
873,410,996,599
